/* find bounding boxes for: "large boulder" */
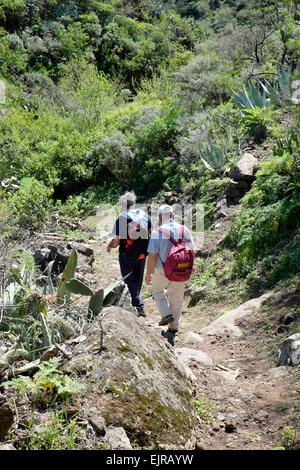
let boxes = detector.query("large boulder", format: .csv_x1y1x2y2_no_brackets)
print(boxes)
64,307,198,449
230,153,258,182
200,292,273,338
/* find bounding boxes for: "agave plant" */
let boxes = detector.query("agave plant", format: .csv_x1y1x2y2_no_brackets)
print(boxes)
233,81,271,112
199,139,227,172
64,273,132,316
233,68,293,113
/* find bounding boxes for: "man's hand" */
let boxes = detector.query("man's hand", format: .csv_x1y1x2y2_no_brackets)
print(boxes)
107,236,120,253
145,253,157,285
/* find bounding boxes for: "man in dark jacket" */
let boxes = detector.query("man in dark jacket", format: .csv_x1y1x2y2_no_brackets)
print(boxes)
107,192,153,317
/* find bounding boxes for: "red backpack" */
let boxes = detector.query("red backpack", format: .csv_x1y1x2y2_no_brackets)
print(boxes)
157,225,194,282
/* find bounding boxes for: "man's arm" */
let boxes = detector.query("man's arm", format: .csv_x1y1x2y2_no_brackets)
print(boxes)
145,252,158,284
107,235,120,252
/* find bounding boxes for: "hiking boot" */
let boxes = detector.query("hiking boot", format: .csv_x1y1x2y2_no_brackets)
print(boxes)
136,306,146,317
159,314,173,326
161,329,177,346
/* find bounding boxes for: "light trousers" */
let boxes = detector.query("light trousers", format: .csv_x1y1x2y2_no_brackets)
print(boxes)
152,268,185,331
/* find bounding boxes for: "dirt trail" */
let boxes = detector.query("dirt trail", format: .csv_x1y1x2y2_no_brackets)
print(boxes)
85,237,299,450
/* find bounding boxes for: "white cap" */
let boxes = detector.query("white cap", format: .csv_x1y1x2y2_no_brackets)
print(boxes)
158,204,174,216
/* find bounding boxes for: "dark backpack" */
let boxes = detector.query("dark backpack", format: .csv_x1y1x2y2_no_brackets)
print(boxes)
124,219,150,261
157,225,194,282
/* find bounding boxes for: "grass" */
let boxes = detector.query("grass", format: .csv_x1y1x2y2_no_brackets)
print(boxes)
194,394,214,422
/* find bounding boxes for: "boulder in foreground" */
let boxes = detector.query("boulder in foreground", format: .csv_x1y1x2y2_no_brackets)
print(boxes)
64,307,198,449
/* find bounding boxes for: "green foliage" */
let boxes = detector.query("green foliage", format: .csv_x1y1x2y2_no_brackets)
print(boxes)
239,106,275,139
229,132,300,280
233,81,272,111
89,131,134,185
194,394,214,422
278,422,300,450
199,139,227,171
64,273,131,315
131,109,180,194
19,410,84,450
3,358,85,404
8,177,54,229
175,52,237,107
65,279,94,296
56,248,78,305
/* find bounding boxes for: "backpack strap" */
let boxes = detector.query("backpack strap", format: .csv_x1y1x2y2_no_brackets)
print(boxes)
157,226,184,246
179,225,184,243
157,227,178,245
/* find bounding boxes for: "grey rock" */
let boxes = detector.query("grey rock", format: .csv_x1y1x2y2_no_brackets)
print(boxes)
278,333,300,366
63,307,198,449
230,153,258,182
0,444,16,450
187,286,207,302
195,249,212,258
262,366,286,378
213,369,239,384
34,248,51,268
181,331,204,347
103,427,132,450
86,408,106,436
164,192,176,204
254,409,268,423
175,347,213,367
200,291,273,338
281,312,296,326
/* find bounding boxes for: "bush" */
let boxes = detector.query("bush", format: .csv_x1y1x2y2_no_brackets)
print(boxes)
229,143,300,274
131,110,181,194
174,52,237,108
8,177,54,229
88,131,134,185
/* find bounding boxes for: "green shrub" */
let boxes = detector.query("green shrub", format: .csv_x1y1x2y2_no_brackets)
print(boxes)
131,110,180,194
229,139,300,279
19,410,84,450
3,358,85,404
8,177,54,229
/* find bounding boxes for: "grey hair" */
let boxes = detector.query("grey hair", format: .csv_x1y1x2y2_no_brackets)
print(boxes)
119,191,137,209
158,204,174,217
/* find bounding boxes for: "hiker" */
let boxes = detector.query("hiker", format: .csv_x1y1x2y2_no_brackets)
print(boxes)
145,205,194,345
107,192,153,317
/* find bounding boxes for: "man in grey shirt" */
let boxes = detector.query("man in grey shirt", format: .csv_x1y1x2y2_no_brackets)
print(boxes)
145,205,194,344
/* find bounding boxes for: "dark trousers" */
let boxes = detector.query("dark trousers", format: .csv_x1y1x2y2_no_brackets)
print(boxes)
119,253,145,308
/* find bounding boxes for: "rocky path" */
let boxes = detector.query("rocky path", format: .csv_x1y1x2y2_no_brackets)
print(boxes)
86,239,299,450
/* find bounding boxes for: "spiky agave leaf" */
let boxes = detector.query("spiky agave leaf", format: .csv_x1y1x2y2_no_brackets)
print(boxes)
102,273,131,307
56,249,78,304
88,288,104,316
65,279,94,296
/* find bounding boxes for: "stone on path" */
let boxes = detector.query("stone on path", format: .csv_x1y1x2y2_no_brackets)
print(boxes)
181,331,204,347
103,427,133,450
200,292,273,338
175,347,213,367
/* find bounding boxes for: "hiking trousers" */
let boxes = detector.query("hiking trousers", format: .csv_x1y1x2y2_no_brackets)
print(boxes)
119,253,145,308
152,268,185,331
